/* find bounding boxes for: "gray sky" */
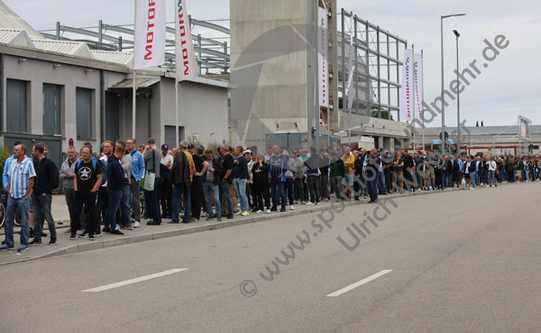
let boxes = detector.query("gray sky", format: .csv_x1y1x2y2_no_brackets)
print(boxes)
5,0,541,128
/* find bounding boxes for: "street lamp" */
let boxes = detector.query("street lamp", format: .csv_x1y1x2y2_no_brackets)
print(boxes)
453,29,461,155
441,13,465,155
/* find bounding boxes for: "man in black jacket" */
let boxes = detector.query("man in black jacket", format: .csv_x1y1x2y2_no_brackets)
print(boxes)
170,146,192,223
354,148,367,200
402,149,416,192
365,149,381,203
29,143,58,246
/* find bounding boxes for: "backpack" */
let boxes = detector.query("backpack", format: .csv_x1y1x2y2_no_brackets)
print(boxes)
46,158,60,189
76,158,98,171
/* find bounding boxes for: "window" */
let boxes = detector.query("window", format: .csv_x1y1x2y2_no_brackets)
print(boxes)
164,125,184,149
76,88,93,139
43,84,62,135
6,79,27,133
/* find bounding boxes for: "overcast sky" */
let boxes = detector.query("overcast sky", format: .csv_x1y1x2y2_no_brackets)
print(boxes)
5,0,540,128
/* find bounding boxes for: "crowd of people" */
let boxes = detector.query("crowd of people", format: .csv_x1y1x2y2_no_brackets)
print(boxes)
1,138,539,253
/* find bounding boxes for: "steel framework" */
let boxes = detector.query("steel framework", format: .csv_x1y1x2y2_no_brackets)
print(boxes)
38,19,230,73
338,9,407,126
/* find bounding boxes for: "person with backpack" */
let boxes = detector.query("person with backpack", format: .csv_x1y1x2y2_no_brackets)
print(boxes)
29,143,58,246
71,146,102,240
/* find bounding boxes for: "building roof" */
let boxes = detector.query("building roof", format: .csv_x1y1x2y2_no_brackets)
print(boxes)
31,39,95,59
0,1,43,39
91,50,133,67
0,28,34,48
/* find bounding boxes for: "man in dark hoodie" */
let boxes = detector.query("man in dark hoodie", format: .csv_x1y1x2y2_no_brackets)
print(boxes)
304,146,320,205
171,143,192,223
268,145,287,212
106,146,129,235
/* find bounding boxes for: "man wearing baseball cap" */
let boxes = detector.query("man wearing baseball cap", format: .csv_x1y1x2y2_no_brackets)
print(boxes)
160,143,173,219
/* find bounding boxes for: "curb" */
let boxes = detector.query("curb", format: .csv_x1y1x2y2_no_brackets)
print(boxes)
0,182,504,266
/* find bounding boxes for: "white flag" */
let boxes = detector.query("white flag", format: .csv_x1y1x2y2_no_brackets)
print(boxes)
175,0,198,81
346,16,354,110
134,0,166,70
317,7,329,108
399,49,414,122
414,54,423,123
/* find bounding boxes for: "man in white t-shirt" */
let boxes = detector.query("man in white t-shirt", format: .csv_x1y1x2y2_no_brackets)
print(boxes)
160,144,174,218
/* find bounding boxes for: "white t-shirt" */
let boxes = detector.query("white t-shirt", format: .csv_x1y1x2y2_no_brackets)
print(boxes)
161,154,174,166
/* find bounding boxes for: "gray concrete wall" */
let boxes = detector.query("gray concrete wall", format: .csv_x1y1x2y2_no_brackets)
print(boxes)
230,0,338,152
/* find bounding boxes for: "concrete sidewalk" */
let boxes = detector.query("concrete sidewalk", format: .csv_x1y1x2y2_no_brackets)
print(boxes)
0,183,503,266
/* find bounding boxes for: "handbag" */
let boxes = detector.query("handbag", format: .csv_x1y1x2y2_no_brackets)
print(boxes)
143,149,156,191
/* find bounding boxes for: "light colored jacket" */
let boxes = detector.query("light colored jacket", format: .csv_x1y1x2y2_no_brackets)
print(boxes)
59,158,77,190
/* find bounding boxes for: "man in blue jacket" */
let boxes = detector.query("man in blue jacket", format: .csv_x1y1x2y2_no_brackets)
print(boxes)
106,146,129,235
127,138,145,228
268,145,287,212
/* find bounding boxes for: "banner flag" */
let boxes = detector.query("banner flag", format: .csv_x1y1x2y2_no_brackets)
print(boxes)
134,0,166,70
318,7,329,108
399,49,414,122
414,54,423,123
175,0,198,81
346,16,354,110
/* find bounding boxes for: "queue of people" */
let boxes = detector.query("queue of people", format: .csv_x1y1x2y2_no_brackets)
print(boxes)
1,138,539,253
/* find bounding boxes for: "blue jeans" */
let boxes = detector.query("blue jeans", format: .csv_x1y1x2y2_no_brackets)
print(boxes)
121,184,131,227
377,172,387,194
488,170,495,186
144,177,161,222
234,178,249,212
203,181,221,217
442,171,450,188
366,178,378,202
470,171,477,188
5,197,30,247
32,194,57,241
106,189,122,230
219,182,234,215
270,177,287,208
172,185,191,222
285,177,294,205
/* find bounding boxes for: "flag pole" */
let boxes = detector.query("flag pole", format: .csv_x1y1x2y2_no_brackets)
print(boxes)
412,44,416,151
176,82,179,145
132,0,137,139
421,49,425,153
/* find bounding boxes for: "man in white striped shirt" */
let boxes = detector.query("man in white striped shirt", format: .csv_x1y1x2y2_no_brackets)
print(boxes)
0,144,36,252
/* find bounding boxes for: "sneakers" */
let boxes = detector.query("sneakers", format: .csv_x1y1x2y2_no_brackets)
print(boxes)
241,211,249,216
89,234,95,240
217,217,222,221
134,221,141,228
266,209,271,214
17,245,29,252
256,210,262,214
206,215,216,221
306,202,314,206
0,245,14,251
48,238,57,245
315,202,320,205
280,208,286,212
202,212,208,217
102,227,111,233
78,232,89,239
94,233,102,237
290,205,295,210
69,234,76,240
29,239,42,246
235,210,242,215
111,229,124,235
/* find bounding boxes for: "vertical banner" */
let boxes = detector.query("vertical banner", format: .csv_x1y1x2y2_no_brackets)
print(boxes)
318,7,328,108
176,0,198,81
399,49,414,122
346,16,354,110
134,0,166,70
414,54,423,123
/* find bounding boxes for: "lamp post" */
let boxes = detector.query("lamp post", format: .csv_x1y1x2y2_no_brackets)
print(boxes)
453,29,460,155
441,13,465,155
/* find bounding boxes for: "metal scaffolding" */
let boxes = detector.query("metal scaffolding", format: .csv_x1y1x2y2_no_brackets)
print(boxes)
38,19,231,73
338,10,407,126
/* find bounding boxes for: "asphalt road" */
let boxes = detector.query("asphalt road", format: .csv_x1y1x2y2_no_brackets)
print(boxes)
1,182,541,332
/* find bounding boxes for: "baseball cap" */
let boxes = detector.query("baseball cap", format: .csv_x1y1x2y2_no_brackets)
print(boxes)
377,148,382,152
187,143,195,148
244,149,252,155
161,144,169,150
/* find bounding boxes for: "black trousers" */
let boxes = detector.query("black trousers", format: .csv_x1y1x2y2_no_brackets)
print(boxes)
254,182,270,210
435,169,443,188
160,179,172,217
191,176,202,219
